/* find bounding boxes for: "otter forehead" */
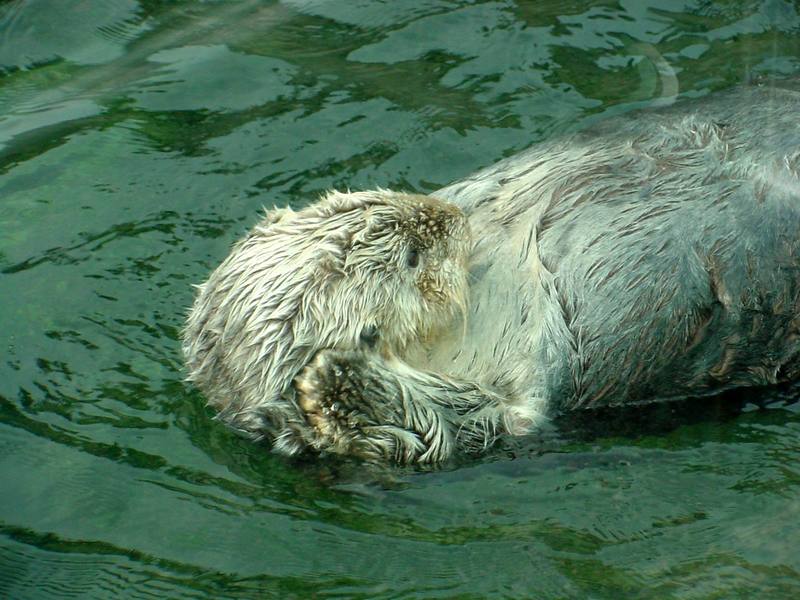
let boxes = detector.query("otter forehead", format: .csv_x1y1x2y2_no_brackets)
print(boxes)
385,194,470,246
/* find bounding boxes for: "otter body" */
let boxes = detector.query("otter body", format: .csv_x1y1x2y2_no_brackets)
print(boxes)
184,80,800,463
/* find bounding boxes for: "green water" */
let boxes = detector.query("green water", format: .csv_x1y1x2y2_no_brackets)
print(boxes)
2,1,800,598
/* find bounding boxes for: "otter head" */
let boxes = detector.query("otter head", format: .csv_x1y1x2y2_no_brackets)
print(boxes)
182,189,471,439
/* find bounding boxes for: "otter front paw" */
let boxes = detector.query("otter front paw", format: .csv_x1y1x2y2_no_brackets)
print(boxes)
295,350,428,463
295,350,372,439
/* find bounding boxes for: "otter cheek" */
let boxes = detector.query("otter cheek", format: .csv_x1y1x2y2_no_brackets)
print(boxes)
440,257,467,299
448,215,471,261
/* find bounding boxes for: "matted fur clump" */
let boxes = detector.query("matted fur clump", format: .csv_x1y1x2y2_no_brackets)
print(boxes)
182,189,471,454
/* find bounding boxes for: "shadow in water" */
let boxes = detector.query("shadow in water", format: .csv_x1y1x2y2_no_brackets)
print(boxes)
555,380,800,444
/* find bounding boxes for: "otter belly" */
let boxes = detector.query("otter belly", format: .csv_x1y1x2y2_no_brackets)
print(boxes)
434,80,800,411
538,167,800,409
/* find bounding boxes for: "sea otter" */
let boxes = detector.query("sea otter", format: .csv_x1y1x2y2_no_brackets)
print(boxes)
183,79,800,463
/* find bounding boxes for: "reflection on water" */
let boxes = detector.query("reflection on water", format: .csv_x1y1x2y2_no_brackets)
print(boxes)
1,1,800,598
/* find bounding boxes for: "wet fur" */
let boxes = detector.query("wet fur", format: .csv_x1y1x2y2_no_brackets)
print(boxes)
185,80,800,463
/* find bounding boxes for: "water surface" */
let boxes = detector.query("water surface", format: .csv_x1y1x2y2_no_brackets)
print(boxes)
2,1,800,598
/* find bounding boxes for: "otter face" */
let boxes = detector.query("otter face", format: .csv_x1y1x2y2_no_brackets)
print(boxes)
182,189,470,434
313,190,471,354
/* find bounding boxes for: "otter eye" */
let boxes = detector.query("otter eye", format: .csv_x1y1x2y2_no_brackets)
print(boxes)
406,247,420,269
359,325,379,349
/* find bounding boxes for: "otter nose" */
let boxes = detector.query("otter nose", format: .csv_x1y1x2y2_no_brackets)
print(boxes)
359,324,380,349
